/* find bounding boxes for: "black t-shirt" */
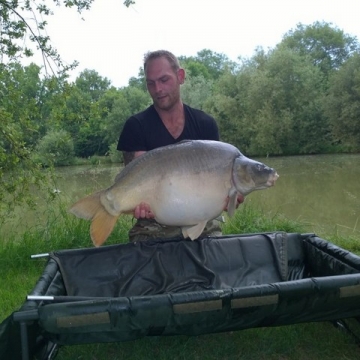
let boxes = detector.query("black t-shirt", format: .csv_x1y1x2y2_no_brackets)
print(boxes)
117,104,219,152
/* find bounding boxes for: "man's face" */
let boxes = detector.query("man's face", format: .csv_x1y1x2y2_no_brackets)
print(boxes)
145,57,184,111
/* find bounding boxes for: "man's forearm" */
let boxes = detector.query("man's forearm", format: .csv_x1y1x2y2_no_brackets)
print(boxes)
122,151,135,166
122,151,147,166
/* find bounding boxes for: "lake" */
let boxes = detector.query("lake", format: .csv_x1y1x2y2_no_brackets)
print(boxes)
1,153,359,239
250,153,359,237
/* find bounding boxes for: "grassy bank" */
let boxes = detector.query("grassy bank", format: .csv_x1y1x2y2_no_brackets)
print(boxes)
1,203,360,359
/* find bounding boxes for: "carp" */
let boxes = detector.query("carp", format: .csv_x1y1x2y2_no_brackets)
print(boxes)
70,140,279,246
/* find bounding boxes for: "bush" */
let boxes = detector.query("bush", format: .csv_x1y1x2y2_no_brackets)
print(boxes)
88,155,112,165
108,142,123,163
35,130,75,167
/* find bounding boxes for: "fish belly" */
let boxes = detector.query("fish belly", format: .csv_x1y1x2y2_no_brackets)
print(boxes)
149,173,231,226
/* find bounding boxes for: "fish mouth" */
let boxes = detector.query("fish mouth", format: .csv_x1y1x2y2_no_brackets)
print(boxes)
266,172,279,186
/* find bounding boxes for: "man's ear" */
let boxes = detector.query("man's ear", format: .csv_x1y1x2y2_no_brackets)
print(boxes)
178,68,185,84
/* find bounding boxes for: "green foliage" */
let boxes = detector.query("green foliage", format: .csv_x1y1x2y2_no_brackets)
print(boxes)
0,0,107,220
101,86,151,146
128,67,146,91
279,21,360,78
35,130,75,166
0,108,45,215
0,62,43,146
324,53,360,150
223,203,305,235
0,63,48,215
181,74,214,110
180,49,237,80
1,19,360,223
0,1,140,221
109,142,123,163
75,69,112,101
257,47,328,154
0,0,96,75
48,72,113,157
207,45,331,156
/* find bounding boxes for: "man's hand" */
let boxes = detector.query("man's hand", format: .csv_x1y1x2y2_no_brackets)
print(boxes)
134,202,155,219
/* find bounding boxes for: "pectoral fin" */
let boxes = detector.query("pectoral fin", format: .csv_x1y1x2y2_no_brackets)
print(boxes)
227,191,238,217
182,220,208,240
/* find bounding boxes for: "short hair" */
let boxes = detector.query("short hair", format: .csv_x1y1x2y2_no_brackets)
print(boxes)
143,50,181,73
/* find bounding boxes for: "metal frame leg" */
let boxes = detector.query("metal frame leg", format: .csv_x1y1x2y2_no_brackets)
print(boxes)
19,321,30,360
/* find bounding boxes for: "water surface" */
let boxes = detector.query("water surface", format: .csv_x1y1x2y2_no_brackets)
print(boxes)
1,154,359,239
251,153,359,237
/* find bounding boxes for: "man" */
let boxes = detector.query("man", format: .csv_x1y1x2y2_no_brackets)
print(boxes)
117,50,242,241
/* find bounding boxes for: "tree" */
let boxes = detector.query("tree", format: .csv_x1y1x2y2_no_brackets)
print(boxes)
204,68,249,151
195,49,238,78
75,69,111,102
207,47,327,156
179,49,236,80
35,130,75,166
181,74,213,110
0,0,135,74
324,53,360,150
0,0,134,214
0,62,43,146
128,67,146,91
247,48,328,155
101,86,150,147
279,22,359,78
0,62,48,213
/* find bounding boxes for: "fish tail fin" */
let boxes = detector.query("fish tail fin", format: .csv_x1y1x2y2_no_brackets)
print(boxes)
69,191,118,247
69,191,104,220
90,208,119,247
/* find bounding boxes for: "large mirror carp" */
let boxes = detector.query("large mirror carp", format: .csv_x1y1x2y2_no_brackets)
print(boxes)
70,140,279,246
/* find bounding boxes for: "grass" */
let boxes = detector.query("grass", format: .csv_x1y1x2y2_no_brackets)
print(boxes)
54,323,360,360
1,202,360,359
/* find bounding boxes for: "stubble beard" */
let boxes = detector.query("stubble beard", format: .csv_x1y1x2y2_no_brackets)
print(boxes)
153,91,181,111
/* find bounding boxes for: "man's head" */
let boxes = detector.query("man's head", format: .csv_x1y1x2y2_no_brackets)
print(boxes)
143,50,185,111
144,50,181,73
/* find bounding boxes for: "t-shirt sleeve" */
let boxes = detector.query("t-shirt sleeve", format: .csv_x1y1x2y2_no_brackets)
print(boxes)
117,117,147,152
198,112,219,141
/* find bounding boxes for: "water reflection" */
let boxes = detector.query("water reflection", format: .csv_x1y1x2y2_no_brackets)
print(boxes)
1,154,359,239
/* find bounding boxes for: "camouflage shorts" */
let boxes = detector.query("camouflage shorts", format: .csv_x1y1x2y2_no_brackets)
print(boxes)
128,218,223,242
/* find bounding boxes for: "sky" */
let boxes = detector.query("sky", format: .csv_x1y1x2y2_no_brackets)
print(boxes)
30,0,360,87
